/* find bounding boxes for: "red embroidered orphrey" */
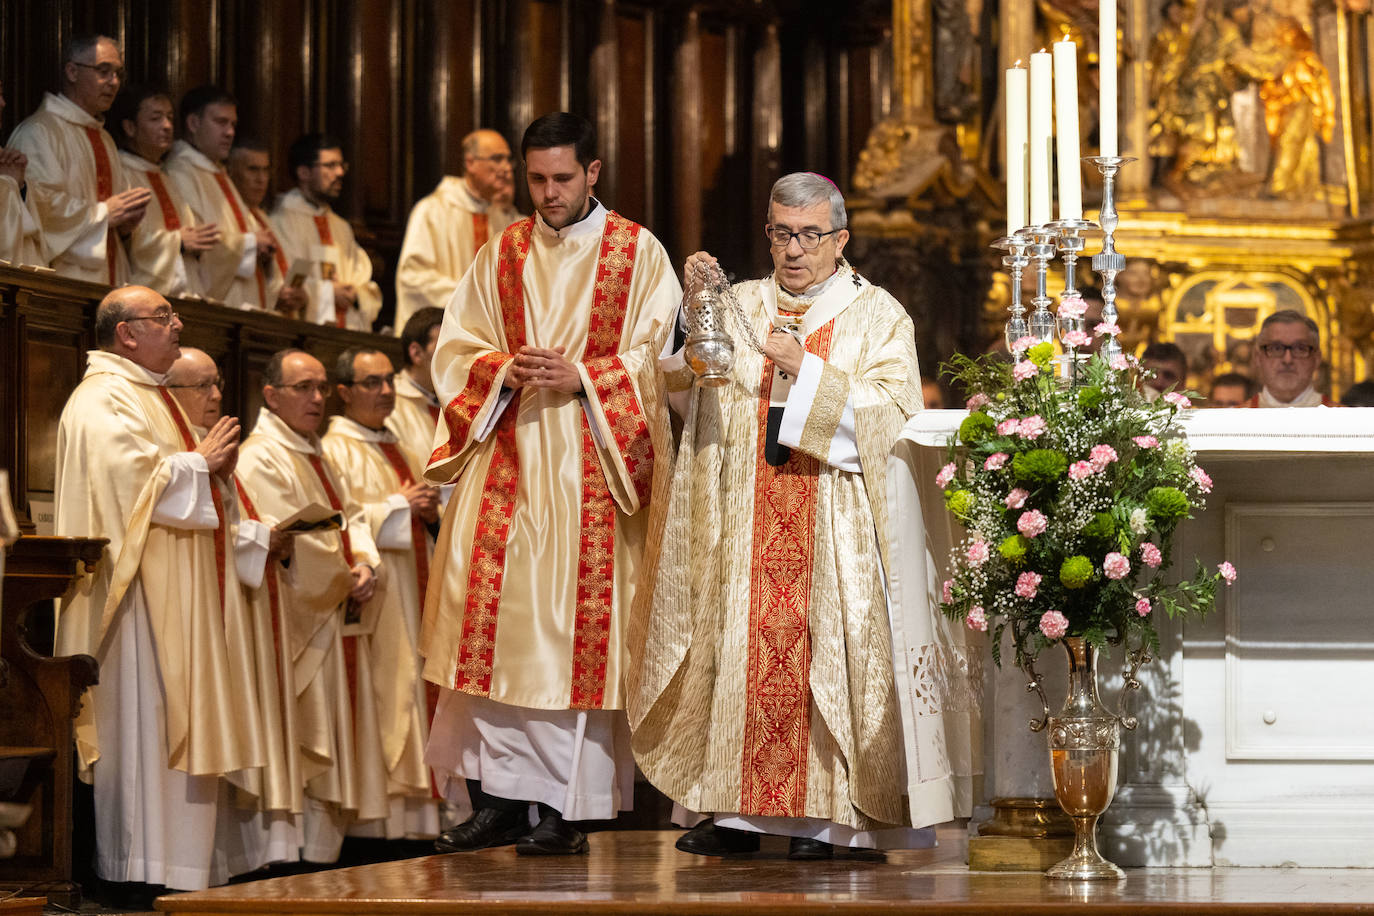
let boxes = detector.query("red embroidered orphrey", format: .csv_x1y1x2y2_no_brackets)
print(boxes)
146,172,183,231
738,320,836,818
472,212,489,248
212,171,267,308
444,212,647,709
311,213,348,327
82,126,119,284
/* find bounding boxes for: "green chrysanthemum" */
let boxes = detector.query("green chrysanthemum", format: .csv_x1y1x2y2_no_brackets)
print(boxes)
1060,555,1094,589
1077,385,1105,410
1083,511,1116,541
1012,448,1068,484
999,534,1028,563
958,411,996,446
1028,342,1055,367
946,489,975,520
1147,486,1191,523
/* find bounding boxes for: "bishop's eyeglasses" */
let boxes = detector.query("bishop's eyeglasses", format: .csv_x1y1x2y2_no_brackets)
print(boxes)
765,226,840,250
1257,342,1317,359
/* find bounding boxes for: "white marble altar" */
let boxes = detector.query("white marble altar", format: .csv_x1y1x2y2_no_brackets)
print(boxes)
889,407,1374,867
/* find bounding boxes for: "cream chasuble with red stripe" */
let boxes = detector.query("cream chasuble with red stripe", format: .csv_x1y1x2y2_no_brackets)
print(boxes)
421,203,680,713
322,417,437,810
53,350,264,778
237,408,390,821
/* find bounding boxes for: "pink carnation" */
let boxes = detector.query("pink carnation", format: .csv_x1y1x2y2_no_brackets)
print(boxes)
1015,571,1042,599
942,579,954,603
1089,444,1118,472
1005,488,1029,510
1039,610,1069,640
996,418,1021,436
1140,542,1162,568
984,452,1009,471
1017,509,1048,538
1014,360,1041,382
966,606,988,632
1103,551,1131,580
935,462,957,488
1096,321,1122,337
1011,335,1038,355
1061,330,1092,349
1133,435,1159,449
1018,415,1047,440
1164,391,1193,409
1218,561,1237,585
966,393,991,410
1190,466,1213,493
966,540,990,566
1068,460,1095,481
1135,597,1152,617
1110,354,1131,371
1057,296,1087,320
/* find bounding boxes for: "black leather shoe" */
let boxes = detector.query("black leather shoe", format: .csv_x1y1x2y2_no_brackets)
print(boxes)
787,836,834,860
674,818,761,857
516,812,589,856
434,807,530,852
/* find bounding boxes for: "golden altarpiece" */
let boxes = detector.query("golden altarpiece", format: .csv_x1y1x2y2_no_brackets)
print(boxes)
848,0,1374,398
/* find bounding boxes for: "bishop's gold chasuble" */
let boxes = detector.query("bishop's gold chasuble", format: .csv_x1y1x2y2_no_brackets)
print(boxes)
421,206,680,713
628,274,923,833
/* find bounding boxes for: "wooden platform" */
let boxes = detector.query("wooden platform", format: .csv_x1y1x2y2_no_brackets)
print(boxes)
152,828,1374,915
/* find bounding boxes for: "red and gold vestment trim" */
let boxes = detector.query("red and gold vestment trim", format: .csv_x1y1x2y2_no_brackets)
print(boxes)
739,321,836,817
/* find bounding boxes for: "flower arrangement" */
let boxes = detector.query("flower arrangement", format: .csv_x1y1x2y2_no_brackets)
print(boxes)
937,341,1235,668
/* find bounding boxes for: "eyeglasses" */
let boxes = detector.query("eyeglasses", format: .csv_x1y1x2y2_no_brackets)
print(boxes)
473,154,513,166
273,380,332,397
167,376,224,392
765,226,840,250
124,309,178,327
343,373,395,392
1258,342,1317,358
69,61,125,82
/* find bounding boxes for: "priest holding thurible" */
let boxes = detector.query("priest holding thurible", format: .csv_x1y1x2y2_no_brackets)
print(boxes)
627,172,964,860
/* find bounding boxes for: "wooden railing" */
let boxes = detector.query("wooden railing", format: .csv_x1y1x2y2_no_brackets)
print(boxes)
0,266,403,531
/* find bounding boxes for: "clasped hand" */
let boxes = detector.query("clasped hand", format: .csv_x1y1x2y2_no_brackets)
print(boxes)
507,346,581,393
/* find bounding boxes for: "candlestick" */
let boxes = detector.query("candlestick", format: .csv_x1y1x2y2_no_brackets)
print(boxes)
1086,156,1135,363
1025,224,1060,345
994,233,1032,351
1050,217,1099,385
1053,39,1082,221
1006,64,1029,234
1029,50,1054,227
1100,0,1118,157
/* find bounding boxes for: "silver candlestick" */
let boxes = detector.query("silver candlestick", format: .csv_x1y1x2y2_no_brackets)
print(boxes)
1024,224,1060,345
1049,217,1099,385
1085,156,1135,363
993,233,1032,352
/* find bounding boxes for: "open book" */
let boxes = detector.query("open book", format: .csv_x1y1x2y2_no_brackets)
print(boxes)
276,501,343,533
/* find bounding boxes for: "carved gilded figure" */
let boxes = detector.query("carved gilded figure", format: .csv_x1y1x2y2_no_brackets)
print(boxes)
1257,16,1335,199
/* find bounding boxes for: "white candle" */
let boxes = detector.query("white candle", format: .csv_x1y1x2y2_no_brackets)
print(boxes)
1100,0,1117,156
1053,38,1082,220
1006,63,1028,234
1029,49,1053,227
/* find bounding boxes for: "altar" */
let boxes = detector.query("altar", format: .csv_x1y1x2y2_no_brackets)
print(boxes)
891,406,1374,868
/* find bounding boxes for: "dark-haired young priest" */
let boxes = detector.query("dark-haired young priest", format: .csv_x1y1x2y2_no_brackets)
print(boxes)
421,112,680,856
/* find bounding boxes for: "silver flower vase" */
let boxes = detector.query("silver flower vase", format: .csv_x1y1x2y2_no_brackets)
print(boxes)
1044,637,1124,880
